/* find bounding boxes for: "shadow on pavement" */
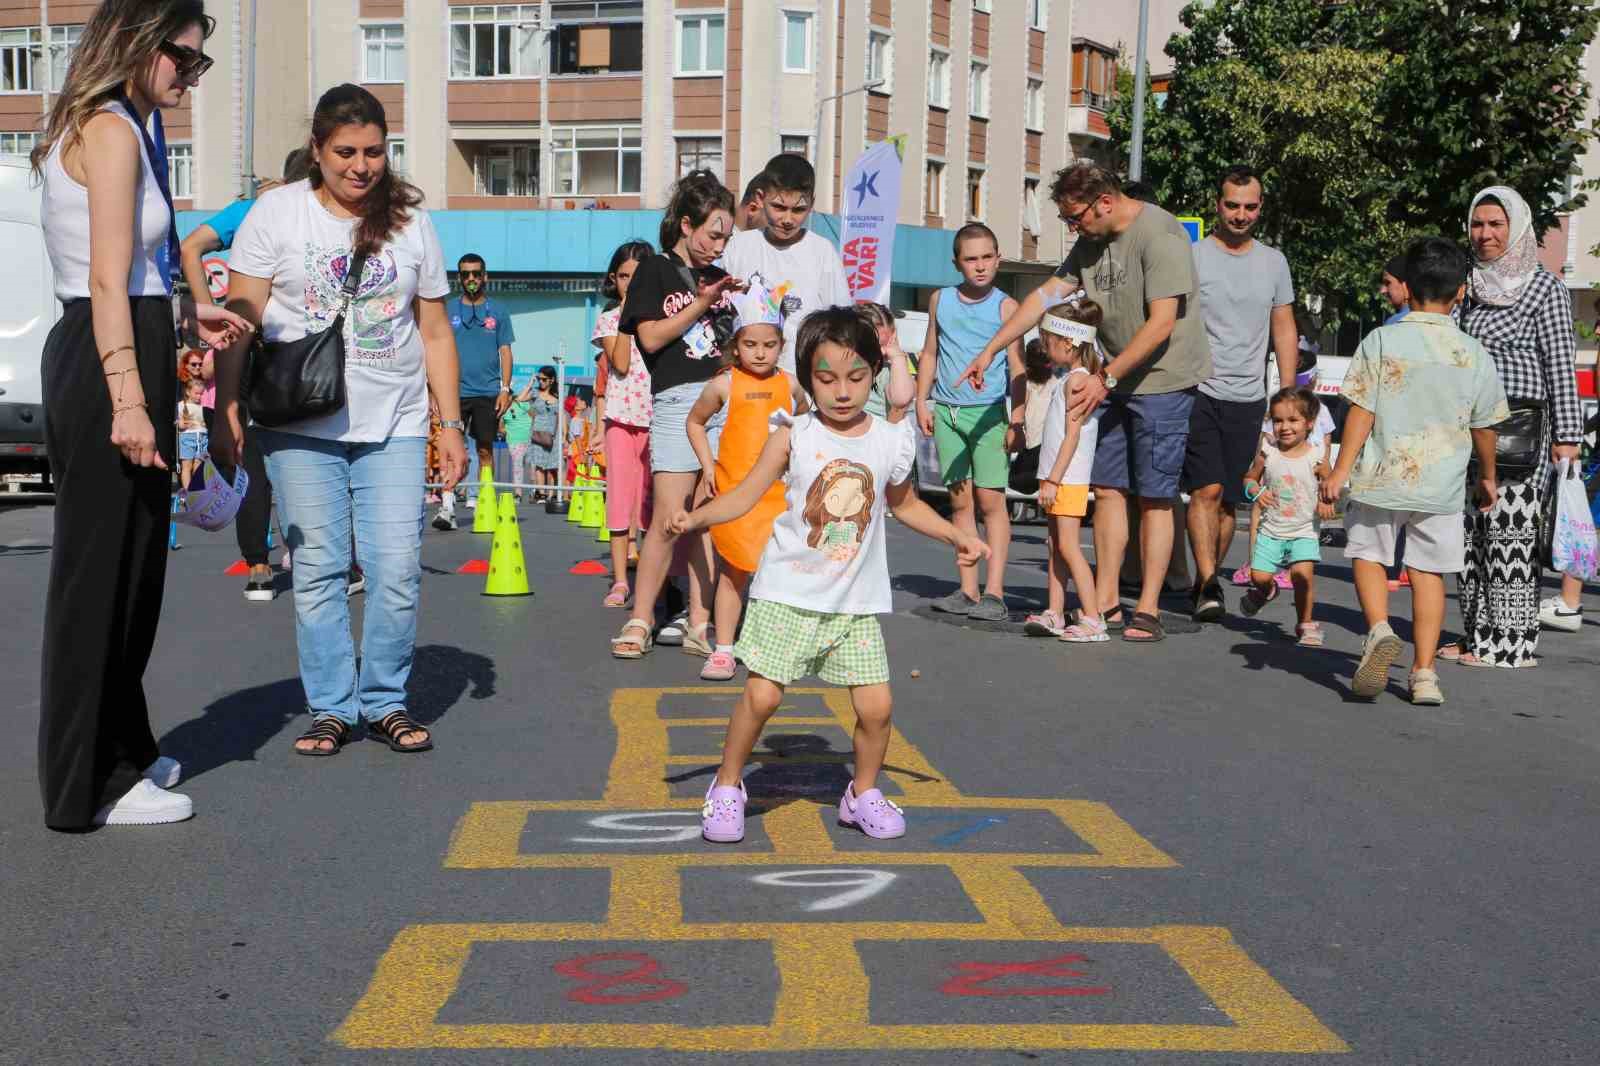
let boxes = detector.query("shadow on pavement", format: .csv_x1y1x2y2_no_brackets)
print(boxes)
159,644,494,777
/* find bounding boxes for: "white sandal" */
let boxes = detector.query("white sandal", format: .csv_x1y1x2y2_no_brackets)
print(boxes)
610,619,653,659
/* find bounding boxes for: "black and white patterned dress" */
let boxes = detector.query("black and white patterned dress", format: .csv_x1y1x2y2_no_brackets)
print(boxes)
1457,269,1582,666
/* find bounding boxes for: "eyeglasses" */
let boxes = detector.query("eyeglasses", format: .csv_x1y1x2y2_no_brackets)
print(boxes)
158,40,213,81
1059,199,1099,230
460,269,485,278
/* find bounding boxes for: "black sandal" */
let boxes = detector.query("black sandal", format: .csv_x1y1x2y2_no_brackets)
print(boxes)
1122,611,1167,643
294,716,350,757
1102,603,1127,632
368,710,434,753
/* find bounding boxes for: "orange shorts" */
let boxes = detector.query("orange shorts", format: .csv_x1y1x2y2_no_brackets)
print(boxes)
1047,483,1089,518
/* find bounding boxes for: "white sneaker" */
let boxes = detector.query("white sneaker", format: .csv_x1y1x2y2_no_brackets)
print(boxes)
1538,596,1582,633
431,508,457,531
466,495,477,510
92,779,193,826
143,756,181,788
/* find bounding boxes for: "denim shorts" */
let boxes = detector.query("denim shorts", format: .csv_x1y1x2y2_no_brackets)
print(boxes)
178,430,208,461
649,380,724,474
1089,388,1196,499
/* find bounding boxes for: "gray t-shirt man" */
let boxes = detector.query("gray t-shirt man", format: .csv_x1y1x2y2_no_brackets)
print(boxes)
1192,237,1295,403
1055,202,1212,395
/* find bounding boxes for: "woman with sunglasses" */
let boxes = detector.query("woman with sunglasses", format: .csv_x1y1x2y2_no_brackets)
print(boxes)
33,0,251,829
514,366,561,503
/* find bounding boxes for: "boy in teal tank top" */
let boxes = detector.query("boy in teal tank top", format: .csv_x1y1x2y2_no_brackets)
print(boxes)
914,223,1025,621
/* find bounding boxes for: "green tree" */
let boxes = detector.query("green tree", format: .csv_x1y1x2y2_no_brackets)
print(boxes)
1108,0,1600,328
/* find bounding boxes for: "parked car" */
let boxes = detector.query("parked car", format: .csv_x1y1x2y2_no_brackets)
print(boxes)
0,158,58,495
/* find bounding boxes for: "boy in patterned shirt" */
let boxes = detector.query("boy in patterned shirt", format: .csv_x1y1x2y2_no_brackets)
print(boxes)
1322,237,1509,706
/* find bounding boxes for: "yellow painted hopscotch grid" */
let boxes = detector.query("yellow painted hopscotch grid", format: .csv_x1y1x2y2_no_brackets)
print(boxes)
334,687,1348,1053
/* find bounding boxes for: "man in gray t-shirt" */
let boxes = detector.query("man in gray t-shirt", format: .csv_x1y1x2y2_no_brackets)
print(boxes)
1183,166,1298,622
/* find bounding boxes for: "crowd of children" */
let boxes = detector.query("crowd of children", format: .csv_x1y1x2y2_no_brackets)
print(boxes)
413,153,1528,842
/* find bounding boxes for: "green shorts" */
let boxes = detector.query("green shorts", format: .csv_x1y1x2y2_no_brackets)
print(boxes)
734,599,890,687
933,401,1010,490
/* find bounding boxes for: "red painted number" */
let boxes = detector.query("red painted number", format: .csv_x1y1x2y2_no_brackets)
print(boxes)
553,951,688,1005
940,953,1111,998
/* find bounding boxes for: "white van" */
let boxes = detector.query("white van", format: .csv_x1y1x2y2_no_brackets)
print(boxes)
0,158,57,493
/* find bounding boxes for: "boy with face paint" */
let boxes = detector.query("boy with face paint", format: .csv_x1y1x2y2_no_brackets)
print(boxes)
449,253,517,512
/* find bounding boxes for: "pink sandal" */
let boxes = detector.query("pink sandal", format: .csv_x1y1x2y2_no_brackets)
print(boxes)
603,582,629,608
1059,616,1109,644
1295,622,1325,648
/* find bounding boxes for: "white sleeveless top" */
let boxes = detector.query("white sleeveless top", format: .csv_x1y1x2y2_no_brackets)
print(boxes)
42,104,171,301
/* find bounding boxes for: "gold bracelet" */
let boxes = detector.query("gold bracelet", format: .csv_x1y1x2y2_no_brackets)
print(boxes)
99,344,135,363
111,399,147,414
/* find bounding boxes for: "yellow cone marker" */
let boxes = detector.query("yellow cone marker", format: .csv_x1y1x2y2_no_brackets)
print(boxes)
566,472,584,523
472,464,497,533
484,490,531,596
579,471,603,530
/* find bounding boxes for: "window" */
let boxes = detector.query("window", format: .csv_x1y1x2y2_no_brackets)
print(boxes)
450,5,541,79
676,14,724,76
676,136,723,179
1025,78,1044,131
168,143,193,198
387,136,407,176
552,125,641,195
472,142,539,197
362,24,406,83
548,19,643,75
1028,0,1048,30
0,28,42,93
866,29,892,92
1024,178,1041,236
927,48,949,108
966,167,984,221
48,24,81,92
0,131,37,157
973,0,991,12
780,134,810,157
924,160,945,217
1073,41,1116,110
782,10,812,73
968,60,989,118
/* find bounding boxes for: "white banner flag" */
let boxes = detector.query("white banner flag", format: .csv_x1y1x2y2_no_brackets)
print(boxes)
841,138,904,305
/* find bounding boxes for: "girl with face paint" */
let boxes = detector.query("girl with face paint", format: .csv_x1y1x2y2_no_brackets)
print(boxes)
668,307,988,845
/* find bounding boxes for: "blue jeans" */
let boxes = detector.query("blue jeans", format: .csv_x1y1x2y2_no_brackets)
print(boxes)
258,430,426,726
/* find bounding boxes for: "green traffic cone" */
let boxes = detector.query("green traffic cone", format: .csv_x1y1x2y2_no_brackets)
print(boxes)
483,491,531,596
472,464,497,533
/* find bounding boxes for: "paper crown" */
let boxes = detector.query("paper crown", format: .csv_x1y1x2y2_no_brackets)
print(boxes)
175,459,249,532
731,280,790,334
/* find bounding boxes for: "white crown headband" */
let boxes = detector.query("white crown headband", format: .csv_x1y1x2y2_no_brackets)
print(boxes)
1041,313,1097,346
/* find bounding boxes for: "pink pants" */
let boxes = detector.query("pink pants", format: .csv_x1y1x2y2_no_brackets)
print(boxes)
604,420,652,532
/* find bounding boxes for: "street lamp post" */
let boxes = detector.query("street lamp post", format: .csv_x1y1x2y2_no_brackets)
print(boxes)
813,79,886,202
1128,0,1151,181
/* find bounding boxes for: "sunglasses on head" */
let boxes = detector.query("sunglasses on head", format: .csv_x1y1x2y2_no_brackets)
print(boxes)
158,40,213,80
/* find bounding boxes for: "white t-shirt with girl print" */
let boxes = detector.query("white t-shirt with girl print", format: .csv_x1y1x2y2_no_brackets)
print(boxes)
748,409,917,615
229,180,451,443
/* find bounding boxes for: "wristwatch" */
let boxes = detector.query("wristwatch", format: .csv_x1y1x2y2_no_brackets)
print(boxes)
499,385,511,393
1101,370,1119,391
439,419,466,432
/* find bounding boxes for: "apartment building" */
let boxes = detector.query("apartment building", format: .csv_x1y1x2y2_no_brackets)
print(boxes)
0,1,1184,266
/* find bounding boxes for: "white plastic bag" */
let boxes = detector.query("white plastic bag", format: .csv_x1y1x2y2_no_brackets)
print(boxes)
1548,459,1598,581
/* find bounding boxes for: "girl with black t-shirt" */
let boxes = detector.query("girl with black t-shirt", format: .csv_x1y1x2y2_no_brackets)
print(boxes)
612,170,742,659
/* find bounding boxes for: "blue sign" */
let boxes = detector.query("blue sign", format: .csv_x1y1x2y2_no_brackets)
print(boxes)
1177,216,1205,243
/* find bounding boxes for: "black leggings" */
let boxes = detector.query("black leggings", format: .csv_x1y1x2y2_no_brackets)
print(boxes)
39,297,175,829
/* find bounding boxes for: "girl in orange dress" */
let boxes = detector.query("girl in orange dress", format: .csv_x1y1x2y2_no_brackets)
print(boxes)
687,282,810,681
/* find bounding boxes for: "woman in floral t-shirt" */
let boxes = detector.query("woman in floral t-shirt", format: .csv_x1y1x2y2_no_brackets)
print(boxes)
595,241,655,603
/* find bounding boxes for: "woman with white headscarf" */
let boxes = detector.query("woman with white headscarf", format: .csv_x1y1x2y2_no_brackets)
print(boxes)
1442,186,1582,668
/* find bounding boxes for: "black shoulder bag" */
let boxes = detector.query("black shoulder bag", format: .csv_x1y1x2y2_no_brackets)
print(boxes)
1462,294,1547,482
242,251,369,427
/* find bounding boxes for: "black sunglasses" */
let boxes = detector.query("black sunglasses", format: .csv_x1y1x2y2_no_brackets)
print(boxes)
1059,200,1097,230
459,269,485,278
158,40,213,81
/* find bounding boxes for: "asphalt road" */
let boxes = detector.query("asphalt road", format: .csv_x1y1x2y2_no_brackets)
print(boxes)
1,496,1597,1065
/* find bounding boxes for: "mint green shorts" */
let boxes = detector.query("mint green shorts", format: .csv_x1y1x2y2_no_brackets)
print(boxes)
735,599,890,687
933,401,1010,490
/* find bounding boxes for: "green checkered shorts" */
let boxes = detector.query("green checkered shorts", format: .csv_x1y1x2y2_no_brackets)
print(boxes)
734,599,891,687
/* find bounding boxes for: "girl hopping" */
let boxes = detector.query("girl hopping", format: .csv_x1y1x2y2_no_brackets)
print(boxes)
686,280,810,680
670,307,987,842
1025,297,1109,643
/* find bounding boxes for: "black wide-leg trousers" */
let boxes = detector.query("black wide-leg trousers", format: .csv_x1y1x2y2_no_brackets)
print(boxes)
39,297,176,829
